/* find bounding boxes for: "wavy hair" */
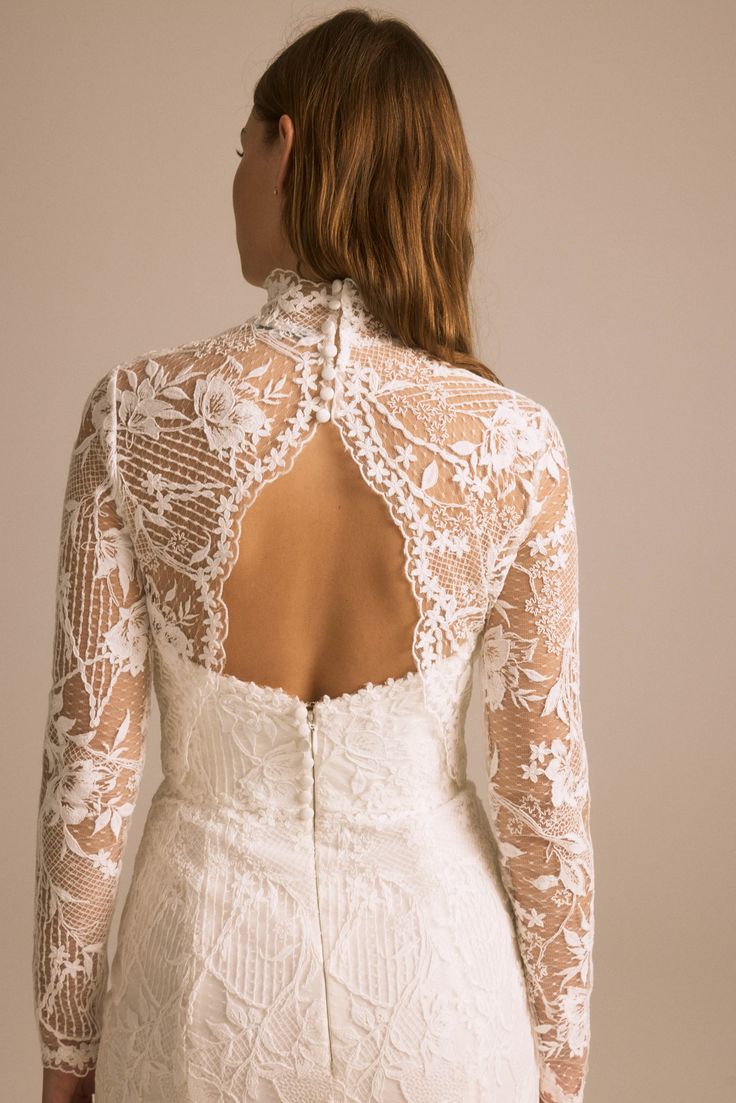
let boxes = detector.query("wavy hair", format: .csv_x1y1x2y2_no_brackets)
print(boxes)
252,7,502,385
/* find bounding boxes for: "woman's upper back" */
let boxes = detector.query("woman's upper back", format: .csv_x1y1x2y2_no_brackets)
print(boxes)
85,267,558,713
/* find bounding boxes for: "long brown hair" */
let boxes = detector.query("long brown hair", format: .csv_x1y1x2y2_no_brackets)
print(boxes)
252,7,502,385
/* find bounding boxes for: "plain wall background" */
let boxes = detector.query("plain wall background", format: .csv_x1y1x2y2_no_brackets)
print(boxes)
2,2,734,1099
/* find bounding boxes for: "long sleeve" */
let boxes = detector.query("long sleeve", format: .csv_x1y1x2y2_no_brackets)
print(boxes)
480,408,595,1103
32,369,152,1076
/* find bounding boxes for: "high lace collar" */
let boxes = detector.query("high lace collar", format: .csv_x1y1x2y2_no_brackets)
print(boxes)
257,267,393,341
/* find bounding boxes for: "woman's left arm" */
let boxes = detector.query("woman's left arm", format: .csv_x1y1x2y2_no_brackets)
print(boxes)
479,407,595,1102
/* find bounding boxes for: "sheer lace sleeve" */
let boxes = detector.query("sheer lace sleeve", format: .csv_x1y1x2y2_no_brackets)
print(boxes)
32,369,152,1076
480,408,595,1103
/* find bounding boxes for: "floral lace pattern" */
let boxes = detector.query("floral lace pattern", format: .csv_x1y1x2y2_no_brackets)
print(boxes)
480,412,594,1102
32,268,594,1102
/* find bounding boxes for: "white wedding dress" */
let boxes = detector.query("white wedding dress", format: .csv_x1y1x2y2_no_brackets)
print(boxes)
32,269,594,1102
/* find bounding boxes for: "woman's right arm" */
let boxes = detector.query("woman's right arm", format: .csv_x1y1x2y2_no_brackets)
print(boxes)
32,369,152,1088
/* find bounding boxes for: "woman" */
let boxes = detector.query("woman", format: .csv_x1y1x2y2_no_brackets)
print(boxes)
33,9,594,1103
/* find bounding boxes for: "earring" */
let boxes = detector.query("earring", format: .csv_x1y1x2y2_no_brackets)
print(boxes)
273,186,279,195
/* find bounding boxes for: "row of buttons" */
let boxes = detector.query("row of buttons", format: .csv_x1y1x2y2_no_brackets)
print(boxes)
313,278,346,423
296,701,315,820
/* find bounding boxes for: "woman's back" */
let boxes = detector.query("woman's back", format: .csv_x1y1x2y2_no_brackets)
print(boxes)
220,411,420,700
116,268,522,702
33,268,594,1103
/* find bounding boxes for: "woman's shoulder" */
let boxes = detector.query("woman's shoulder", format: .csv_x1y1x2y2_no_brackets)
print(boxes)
80,323,567,463
77,323,254,416
409,348,565,442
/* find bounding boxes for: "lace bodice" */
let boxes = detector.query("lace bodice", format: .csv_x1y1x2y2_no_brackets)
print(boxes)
32,268,594,1101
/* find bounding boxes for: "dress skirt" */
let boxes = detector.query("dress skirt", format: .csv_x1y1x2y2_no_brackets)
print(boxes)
94,660,540,1103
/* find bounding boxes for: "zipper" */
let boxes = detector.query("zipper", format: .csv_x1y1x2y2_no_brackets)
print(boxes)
304,699,335,1073
304,702,317,809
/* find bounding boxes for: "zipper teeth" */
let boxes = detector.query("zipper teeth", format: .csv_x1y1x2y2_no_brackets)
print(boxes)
306,701,316,782
304,700,335,1073
306,703,316,808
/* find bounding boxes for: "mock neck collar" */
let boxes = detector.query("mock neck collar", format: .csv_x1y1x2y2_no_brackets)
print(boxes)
257,268,393,341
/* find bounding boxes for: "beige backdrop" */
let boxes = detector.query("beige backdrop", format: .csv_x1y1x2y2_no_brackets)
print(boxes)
2,2,734,1099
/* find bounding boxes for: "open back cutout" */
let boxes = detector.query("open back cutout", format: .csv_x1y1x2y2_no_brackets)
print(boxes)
220,418,421,703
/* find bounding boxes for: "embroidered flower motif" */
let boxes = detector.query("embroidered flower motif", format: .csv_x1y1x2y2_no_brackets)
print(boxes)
193,373,267,455
43,758,101,827
117,367,187,439
479,401,545,493
103,597,150,677
395,442,416,467
481,618,543,712
95,526,136,598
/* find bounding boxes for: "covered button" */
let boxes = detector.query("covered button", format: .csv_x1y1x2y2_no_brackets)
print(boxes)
315,406,331,423
332,278,343,294
321,365,336,382
319,384,335,401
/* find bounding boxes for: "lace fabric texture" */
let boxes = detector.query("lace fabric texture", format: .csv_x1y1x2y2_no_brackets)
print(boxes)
32,268,594,1102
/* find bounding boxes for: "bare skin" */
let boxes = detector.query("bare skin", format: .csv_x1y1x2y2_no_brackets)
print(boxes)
232,106,322,287
42,1067,95,1102
40,103,314,1103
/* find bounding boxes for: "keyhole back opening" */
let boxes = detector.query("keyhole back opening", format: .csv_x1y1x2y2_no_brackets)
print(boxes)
219,418,421,704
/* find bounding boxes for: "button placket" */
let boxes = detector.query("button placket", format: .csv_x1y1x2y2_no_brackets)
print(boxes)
313,279,344,423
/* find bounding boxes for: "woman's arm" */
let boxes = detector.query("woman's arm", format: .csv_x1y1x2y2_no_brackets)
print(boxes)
32,369,152,1078
480,408,595,1102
